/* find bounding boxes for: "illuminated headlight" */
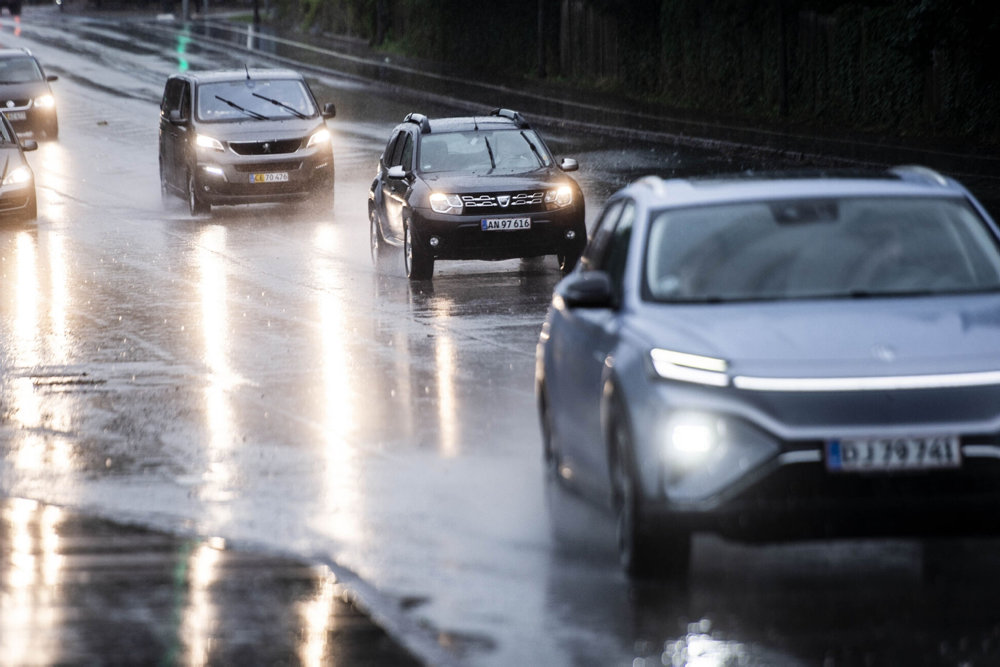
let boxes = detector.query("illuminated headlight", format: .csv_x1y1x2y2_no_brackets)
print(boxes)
545,185,573,208
196,134,225,152
33,94,55,109
307,127,331,148
664,413,725,468
429,192,463,214
650,348,729,387
2,165,32,186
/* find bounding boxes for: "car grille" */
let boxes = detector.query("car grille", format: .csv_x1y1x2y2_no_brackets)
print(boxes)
233,160,303,173
461,191,546,214
229,138,303,156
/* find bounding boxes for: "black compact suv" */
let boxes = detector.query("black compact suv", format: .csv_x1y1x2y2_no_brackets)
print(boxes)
368,109,586,280
158,68,336,216
0,49,59,140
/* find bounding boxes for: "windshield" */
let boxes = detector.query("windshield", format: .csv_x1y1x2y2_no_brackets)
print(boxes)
418,129,552,174
195,78,317,122
644,196,1000,303
0,57,44,84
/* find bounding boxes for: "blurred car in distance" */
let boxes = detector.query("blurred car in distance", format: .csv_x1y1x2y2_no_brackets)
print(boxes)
0,110,37,221
368,108,586,280
0,48,59,140
158,68,336,217
536,166,1000,578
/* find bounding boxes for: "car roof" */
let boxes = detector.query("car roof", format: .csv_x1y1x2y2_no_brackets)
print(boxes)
0,49,37,60
624,167,972,208
423,117,521,133
173,69,306,84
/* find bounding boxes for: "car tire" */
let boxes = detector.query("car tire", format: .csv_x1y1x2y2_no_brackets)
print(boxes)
404,220,433,280
187,170,210,216
610,400,690,579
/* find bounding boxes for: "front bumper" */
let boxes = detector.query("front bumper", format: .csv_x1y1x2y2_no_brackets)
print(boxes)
3,106,56,135
193,146,333,206
409,205,585,261
0,183,34,217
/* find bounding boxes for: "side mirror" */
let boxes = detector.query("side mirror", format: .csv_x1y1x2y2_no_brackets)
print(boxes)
556,270,614,309
47,75,59,82
322,103,337,119
559,158,578,172
21,139,38,152
387,165,408,180
167,109,187,125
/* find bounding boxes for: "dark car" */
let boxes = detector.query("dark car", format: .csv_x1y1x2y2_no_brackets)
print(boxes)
158,68,336,217
368,109,586,280
537,166,1000,579
0,49,59,140
0,0,21,17
0,111,38,221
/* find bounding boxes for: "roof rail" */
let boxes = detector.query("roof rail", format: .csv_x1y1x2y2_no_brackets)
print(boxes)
889,165,949,187
403,112,431,134
489,108,529,128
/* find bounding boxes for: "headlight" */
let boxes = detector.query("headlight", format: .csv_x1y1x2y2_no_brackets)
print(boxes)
650,348,729,387
3,165,32,186
429,192,463,214
545,185,573,208
33,94,55,109
196,134,225,152
307,127,331,148
663,412,725,468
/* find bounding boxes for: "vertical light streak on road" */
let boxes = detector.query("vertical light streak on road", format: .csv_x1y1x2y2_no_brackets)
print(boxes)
196,226,235,525
432,299,460,458
0,499,64,666
45,233,69,367
297,567,338,667
181,540,223,667
33,141,72,223
312,225,362,544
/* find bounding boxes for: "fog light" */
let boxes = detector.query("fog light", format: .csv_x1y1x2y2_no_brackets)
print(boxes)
565,230,576,240
428,236,440,248
204,165,224,177
664,413,724,468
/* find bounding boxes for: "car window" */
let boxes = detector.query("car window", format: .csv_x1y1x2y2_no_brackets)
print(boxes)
0,56,43,84
644,196,1000,302
604,200,636,294
581,199,625,271
161,79,183,114
418,129,550,174
195,78,317,122
399,134,413,171
382,130,401,167
389,132,412,168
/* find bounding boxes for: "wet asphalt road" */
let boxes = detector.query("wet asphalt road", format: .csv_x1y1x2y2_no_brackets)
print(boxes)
3,6,1000,667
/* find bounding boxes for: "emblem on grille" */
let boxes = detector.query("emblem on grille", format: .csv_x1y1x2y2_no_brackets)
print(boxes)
497,195,510,207
4,101,13,108
262,142,272,154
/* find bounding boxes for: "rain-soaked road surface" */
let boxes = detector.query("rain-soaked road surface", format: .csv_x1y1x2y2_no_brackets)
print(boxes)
3,7,1000,666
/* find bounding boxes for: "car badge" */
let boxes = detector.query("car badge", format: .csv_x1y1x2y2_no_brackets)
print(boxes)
497,195,510,207
4,101,13,108
262,142,271,154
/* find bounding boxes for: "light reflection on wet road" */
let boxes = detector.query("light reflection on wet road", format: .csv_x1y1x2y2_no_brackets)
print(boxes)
3,7,1000,666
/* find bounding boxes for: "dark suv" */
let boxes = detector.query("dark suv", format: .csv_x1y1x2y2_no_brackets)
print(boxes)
368,109,586,280
0,49,59,139
158,69,336,216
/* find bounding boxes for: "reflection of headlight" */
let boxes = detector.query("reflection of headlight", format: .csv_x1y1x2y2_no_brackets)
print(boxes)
306,127,331,148
3,165,32,186
663,412,725,468
196,134,225,152
650,348,729,387
429,192,463,214
545,185,573,208
34,94,55,109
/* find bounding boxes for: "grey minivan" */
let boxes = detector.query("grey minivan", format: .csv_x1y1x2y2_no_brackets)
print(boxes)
158,68,336,216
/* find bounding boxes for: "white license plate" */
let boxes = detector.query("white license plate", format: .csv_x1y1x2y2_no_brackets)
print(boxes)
250,172,288,183
4,111,26,121
481,217,531,231
826,435,961,472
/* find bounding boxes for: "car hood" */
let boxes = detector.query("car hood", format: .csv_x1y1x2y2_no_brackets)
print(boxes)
419,167,573,192
628,293,1000,377
200,118,325,142
0,81,50,101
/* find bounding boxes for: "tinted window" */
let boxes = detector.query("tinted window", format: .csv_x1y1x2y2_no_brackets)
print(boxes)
644,196,1000,302
196,78,317,121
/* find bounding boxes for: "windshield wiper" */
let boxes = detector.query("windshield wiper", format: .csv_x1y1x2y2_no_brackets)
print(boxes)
520,131,545,166
214,95,268,120
251,92,307,119
484,136,496,169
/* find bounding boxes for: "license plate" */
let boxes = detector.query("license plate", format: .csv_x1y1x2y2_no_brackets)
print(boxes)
250,172,288,183
4,111,26,121
481,218,531,231
826,435,961,472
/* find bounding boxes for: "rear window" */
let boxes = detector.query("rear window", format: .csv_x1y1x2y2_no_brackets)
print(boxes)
195,78,317,122
644,196,1000,302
